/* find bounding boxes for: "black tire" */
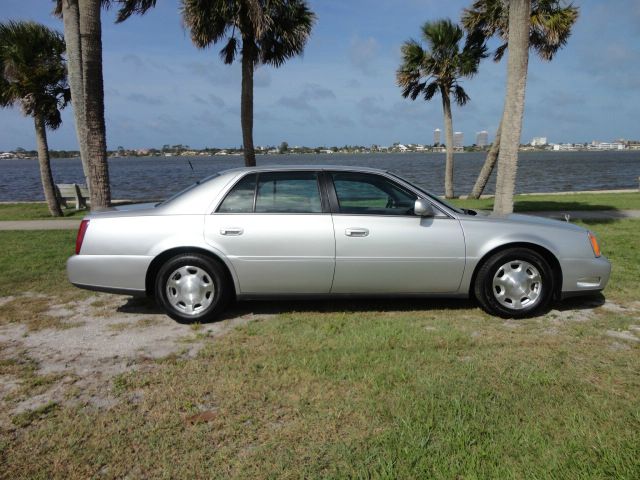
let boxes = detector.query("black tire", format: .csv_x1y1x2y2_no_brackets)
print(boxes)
474,247,555,319
154,253,231,323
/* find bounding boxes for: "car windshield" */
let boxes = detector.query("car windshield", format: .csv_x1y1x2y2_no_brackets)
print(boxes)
157,173,220,206
388,173,465,214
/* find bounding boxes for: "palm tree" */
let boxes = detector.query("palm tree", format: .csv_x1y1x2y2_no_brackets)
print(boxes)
492,0,530,214
397,19,486,198
54,0,111,209
116,0,316,168
0,21,70,217
464,0,579,199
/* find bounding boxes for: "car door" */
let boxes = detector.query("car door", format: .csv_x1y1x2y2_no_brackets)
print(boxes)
327,171,466,294
204,171,335,294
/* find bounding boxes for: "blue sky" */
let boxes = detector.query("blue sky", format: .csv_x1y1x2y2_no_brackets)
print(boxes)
1,0,639,150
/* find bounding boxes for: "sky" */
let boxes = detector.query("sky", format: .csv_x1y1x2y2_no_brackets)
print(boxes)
1,0,639,150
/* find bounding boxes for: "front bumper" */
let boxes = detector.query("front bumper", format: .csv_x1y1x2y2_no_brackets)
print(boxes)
67,254,152,296
560,255,611,298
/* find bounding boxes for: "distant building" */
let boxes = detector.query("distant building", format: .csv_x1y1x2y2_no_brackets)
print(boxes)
434,128,441,145
454,132,464,148
531,137,548,146
589,141,625,150
552,143,577,151
476,131,489,147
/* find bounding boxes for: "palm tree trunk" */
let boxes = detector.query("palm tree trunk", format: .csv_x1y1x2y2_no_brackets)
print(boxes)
441,87,455,199
240,36,256,167
469,118,502,199
60,0,91,190
493,0,530,215
34,115,63,217
79,0,111,209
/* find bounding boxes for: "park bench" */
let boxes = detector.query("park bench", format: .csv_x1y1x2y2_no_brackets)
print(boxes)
55,183,89,210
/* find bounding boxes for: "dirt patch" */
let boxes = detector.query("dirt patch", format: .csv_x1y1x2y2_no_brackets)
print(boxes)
0,294,267,421
605,330,640,342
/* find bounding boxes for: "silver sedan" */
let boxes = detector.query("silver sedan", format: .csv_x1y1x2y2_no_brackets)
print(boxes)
67,166,611,321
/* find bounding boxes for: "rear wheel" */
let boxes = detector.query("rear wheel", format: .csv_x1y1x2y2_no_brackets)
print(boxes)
155,253,231,323
474,248,554,318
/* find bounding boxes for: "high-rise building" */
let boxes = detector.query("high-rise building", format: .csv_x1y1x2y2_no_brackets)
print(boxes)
454,132,464,148
433,128,441,145
476,130,489,147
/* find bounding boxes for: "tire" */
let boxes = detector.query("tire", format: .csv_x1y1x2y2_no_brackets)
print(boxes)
154,253,231,323
474,247,555,319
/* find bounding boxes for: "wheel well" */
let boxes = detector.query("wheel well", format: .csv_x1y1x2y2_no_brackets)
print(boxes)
145,247,236,298
469,242,563,300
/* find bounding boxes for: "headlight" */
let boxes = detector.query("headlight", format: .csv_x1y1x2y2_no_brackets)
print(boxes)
588,232,601,257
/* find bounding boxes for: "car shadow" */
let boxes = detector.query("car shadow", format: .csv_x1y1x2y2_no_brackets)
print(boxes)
553,293,606,311
513,200,617,212
115,294,608,323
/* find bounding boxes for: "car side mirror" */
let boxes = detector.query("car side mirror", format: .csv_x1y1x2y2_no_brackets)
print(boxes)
414,199,435,217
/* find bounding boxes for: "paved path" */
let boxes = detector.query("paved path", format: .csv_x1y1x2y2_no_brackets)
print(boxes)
1,210,639,231
0,219,82,230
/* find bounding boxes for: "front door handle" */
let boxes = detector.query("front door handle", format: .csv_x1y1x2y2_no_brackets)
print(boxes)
220,227,244,236
345,228,369,237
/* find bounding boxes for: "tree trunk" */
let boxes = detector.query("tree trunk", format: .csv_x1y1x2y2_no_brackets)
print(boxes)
441,87,455,199
34,115,63,217
59,0,91,189
469,118,502,199
79,0,111,209
240,37,256,167
493,0,530,215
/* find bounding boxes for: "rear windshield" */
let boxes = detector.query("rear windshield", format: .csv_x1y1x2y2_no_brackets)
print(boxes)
158,173,219,206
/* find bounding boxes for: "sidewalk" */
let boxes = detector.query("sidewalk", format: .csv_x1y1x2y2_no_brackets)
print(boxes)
1,210,639,231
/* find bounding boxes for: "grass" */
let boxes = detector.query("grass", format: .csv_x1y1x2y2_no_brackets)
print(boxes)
0,203,86,221
449,192,640,212
0,221,639,478
0,230,77,296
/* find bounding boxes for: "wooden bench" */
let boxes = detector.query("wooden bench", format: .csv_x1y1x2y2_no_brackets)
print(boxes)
55,183,89,210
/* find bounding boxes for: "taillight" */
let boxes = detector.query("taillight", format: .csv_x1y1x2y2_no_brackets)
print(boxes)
75,219,89,254
588,232,601,257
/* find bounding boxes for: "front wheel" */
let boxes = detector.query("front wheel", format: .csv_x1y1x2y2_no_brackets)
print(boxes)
155,253,231,323
474,248,555,318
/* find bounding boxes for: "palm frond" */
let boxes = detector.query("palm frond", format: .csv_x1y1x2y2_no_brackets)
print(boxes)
259,0,316,67
452,84,470,106
115,0,158,23
0,20,69,130
219,36,238,64
462,0,579,62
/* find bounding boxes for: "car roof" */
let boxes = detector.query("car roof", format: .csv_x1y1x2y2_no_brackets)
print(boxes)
218,165,390,176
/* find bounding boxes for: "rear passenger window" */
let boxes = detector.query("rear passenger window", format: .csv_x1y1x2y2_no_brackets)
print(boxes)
217,173,256,213
217,172,322,213
255,172,322,213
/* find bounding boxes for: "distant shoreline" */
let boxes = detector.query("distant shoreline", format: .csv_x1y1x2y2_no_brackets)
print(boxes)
2,148,640,161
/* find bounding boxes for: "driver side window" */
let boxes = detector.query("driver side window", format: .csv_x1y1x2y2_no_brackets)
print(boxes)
330,172,417,215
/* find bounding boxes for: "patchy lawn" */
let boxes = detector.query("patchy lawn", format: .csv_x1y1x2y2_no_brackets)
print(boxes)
0,220,639,478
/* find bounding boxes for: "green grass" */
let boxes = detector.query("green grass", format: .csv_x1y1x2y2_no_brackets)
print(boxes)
449,192,640,212
0,230,76,296
0,203,86,221
1,221,639,478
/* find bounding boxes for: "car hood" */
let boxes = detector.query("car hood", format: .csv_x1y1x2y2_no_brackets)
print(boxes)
468,210,586,232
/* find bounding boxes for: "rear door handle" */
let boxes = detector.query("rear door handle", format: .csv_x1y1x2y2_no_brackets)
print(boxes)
345,228,369,237
220,227,244,236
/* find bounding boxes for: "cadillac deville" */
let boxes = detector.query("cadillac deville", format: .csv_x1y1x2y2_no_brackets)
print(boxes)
67,166,610,322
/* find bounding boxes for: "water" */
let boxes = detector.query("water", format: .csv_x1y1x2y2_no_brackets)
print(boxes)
0,150,638,201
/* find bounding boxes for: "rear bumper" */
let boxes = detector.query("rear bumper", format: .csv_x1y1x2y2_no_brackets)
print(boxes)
560,255,611,298
67,254,152,296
